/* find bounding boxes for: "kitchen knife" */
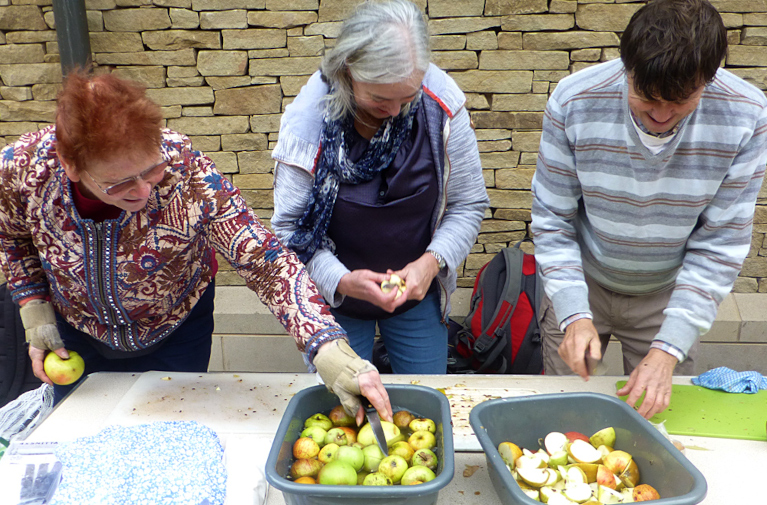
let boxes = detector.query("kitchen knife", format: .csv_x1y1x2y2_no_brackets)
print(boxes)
361,396,388,456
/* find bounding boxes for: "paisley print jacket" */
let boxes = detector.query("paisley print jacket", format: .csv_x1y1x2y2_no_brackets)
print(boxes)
0,126,346,361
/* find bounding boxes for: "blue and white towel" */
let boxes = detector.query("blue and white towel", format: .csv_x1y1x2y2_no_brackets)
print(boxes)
51,421,226,505
692,366,767,394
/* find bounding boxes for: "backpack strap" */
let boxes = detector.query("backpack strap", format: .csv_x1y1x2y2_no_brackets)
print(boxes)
472,247,525,355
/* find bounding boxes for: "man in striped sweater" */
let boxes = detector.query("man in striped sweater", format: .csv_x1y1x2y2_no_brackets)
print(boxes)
531,0,767,419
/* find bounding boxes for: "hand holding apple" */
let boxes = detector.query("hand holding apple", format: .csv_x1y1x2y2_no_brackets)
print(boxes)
43,350,85,386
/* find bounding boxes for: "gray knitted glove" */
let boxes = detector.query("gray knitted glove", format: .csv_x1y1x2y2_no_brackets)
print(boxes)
313,339,377,416
19,300,64,350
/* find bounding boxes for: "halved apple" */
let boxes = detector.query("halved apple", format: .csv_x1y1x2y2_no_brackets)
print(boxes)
595,464,617,490
569,463,598,483
517,466,550,488
589,427,616,449
563,482,593,503
597,484,624,504
544,431,569,455
618,458,640,488
567,439,603,464
602,449,632,475
498,441,523,469
517,453,547,470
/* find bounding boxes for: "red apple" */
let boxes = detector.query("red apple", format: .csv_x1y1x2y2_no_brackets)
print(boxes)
564,431,591,444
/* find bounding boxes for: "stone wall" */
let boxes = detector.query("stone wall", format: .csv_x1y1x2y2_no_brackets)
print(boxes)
1,0,766,291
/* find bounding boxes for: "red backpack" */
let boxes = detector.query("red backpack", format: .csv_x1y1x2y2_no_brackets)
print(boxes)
449,240,543,374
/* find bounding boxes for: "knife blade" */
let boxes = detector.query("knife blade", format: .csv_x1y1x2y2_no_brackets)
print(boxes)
361,396,388,456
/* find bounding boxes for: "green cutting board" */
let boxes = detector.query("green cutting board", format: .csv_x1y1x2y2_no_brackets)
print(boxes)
616,381,767,441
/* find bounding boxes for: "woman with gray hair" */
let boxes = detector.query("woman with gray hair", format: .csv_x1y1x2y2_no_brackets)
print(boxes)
272,0,488,374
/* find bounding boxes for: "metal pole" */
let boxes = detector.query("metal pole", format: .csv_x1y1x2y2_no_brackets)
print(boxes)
52,0,92,76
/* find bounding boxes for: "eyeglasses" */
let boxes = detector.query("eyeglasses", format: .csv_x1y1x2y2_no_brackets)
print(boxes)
84,160,168,196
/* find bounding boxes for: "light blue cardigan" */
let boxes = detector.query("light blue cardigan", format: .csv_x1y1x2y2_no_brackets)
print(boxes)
271,63,489,320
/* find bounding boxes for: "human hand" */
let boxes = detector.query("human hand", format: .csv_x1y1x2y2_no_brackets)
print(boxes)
617,348,677,419
337,269,408,313
393,252,441,302
28,346,71,386
313,339,393,424
20,299,68,385
558,318,601,380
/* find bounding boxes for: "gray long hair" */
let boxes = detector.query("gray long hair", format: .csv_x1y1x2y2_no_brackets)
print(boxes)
320,0,431,121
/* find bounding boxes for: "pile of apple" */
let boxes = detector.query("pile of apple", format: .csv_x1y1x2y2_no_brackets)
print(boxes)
288,405,440,486
498,428,661,504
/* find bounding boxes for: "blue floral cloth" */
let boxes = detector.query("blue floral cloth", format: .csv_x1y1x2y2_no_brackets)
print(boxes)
50,421,226,505
691,366,767,394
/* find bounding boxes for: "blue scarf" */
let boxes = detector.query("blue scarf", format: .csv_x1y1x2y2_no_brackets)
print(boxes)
288,93,422,263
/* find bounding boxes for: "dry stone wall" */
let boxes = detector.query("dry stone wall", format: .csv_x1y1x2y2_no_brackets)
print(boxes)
1,0,766,291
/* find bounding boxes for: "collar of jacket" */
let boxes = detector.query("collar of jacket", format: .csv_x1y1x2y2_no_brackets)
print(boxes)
271,63,467,174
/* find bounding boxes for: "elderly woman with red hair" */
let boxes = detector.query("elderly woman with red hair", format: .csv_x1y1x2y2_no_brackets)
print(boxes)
0,71,391,421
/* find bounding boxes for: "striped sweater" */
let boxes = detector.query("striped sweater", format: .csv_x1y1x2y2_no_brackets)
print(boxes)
531,59,767,357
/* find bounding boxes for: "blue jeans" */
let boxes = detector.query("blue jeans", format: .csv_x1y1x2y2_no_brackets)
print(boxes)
331,290,447,374
52,281,215,404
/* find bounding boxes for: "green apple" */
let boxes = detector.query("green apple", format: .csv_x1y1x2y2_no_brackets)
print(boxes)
362,472,392,486
300,426,328,447
317,460,357,485
325,427,350,446
401,465,436,485
335,445,364,472
357,420,400,447
43,351,85,386
547,450,569,469
377,454,409,484
318,442,340,464
304,413,333,431
292,437,320,459
362,444,385,472
392,410,415,430
589,427,616,450
290,458,323,479
328,404,356,427
408,430,436,451
390,440,414,462
411,448,438,471
357,471,369,485
408,417,436,433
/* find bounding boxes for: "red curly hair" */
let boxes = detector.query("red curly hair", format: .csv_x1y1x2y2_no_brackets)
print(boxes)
55,70,163,172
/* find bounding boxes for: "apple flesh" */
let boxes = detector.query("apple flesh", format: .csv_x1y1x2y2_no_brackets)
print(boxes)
498,441,523,468
43,351,85,386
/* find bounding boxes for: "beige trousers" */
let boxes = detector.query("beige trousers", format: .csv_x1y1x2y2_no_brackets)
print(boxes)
539,276,697,376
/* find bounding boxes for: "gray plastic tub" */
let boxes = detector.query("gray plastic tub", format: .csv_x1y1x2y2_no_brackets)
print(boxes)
266,384,454,505
469,392,707,505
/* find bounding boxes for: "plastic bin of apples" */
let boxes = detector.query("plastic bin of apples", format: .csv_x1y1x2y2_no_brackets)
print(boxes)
266,385,707,505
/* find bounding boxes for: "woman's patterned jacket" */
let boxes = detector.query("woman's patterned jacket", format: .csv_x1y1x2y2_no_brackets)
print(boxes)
0,126,346,362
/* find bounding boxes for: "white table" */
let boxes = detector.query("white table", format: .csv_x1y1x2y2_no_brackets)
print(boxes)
23,372,767,504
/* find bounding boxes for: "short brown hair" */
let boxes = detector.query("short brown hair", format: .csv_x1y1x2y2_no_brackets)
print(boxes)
620,0,727,101
55,70,163,172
